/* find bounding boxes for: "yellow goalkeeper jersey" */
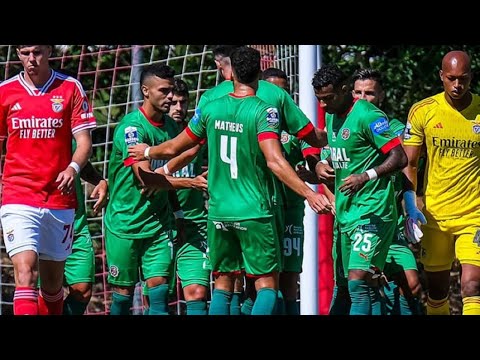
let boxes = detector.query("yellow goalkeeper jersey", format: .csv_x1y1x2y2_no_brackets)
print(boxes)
404,92,480,220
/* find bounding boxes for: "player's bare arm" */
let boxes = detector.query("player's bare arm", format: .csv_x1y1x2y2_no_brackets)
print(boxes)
339,144,407,196
402,144,422,192
128,130,198,161
80,162,108,215
56,129,93,194
299,126,328,149
259,138,333,214
139,167,207,191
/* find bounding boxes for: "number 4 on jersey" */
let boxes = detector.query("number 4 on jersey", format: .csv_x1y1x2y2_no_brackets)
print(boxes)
220,135,238,179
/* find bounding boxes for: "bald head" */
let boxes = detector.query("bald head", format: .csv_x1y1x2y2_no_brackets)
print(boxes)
440,50,472,102
442,51,471,72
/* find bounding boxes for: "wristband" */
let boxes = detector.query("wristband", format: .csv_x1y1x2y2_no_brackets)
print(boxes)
68,161,81,174
365,168,378,180
144,146,151,160
173,210,184,219
163,163,171,175
320,160,329,165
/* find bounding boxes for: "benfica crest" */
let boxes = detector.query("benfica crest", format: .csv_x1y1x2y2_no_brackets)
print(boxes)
51,96,64,113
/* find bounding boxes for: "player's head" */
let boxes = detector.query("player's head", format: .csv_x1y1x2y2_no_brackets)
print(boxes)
312,64,351,115
141,64,175,113
168,78,189,123
262,67,289,92
213,45,243,81
16,45,53,77
440,50,472,101
230,46,261,85
351,68,385,107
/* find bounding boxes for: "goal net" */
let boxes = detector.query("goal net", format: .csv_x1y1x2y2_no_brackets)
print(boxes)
0,44,299,315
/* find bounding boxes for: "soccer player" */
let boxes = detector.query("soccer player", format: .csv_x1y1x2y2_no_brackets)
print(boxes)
0,45,96,315
262,67,321,315
105,64,206,315
127,46,334,315
312,64,407,315
63,157,108,315
168,78,210,315
402,50,480,315
319,68,422,315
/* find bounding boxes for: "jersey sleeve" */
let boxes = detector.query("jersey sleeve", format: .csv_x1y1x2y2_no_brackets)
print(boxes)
403,102,425,146
389,118,406,139
280,92,314,138
187,108,207,141
116,122,147,167
0,100,8,139
364,110,401,154
71,80,96,134
257,106,280,141
300,140,320,158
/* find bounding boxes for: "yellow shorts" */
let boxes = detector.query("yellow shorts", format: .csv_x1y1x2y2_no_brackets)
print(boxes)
420,209,480,272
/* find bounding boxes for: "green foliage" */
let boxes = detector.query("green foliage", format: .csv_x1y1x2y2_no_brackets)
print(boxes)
322,45,480,121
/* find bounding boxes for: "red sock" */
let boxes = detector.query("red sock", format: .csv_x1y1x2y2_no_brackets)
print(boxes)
13,287,38,315
38,288,64,315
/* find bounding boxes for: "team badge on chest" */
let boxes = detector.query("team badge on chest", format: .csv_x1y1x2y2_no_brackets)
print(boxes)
50,96,64,113
473,124,480,134
341,128,350,140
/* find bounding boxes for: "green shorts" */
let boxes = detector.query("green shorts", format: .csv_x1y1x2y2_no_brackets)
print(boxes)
282,205,305,273
383,230,418,277
341,221,395,274
207,217,281,276
64,226,95,285
176,218,210,288
106,228,175,287
332,222,348,287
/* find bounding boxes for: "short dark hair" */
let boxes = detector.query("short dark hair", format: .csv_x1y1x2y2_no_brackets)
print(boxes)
230,47,261,84
261,67,288,81
352,68,383,89
312,64,348,90
140,64,175,86
212,45,243,58
173,78,189,98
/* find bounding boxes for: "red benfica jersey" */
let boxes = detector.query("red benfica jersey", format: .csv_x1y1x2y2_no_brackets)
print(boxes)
0,70,96,209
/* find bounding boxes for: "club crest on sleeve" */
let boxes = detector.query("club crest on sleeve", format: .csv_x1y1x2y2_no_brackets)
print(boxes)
109,265,119,277
191,108,201,125
124,126,138,145
81,99,90,112
50,96,64,113
370,117,390,135
281,131,290,144
266,107,279,129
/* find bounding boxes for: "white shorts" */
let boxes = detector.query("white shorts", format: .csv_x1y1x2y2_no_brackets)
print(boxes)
1,204,75,261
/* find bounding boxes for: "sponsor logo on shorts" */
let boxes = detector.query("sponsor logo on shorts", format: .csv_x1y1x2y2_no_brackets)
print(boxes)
213,221,228,231
6,230,14,242
109,265,119,278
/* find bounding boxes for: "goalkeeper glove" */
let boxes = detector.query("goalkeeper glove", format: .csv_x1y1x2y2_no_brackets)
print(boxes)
403,190,427,244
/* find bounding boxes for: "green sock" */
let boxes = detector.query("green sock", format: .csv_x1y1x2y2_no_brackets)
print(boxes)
348,280,371,315
186,300,207,315
148,283,169,315
63,295,89,315
275,290,286,315
209,289,232,315
285,300,299,315
241,297,254,315
383,281,398,315
252,288,277,315
329,285,351,315
110,292,133,315
370,286,386,315
230,292,242,315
